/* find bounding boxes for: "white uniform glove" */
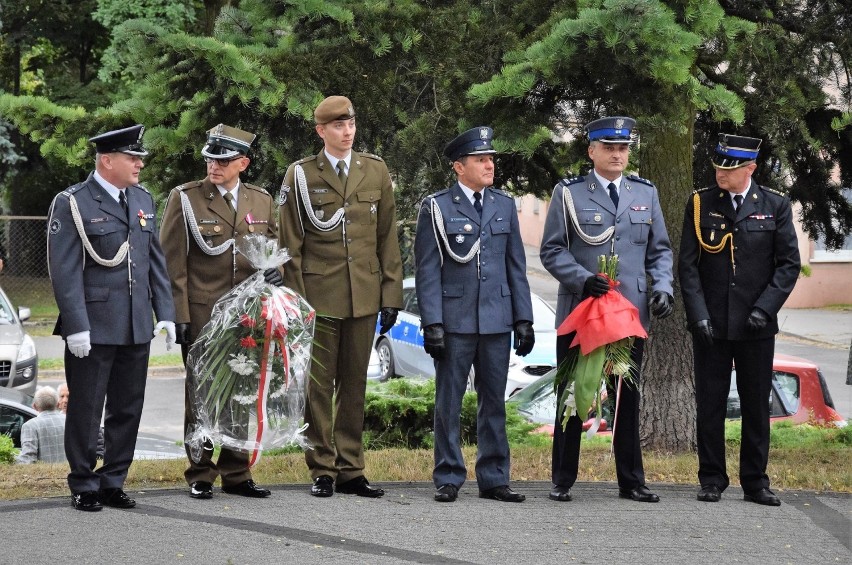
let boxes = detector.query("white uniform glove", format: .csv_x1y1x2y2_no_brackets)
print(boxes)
67,331,91,358
154,321,177,351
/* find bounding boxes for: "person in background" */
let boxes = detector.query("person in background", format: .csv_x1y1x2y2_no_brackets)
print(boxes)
679,133,800,507
414,126,535,503
46,124,176,512
160,124,281,500
16,386,66,464
278,96,403,498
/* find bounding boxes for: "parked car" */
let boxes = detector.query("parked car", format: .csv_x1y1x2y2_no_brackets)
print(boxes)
509,353,847,436
373,277,557,399
0,286,38,395
0,387,185,459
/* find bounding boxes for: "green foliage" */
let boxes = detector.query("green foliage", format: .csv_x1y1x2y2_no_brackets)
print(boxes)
725,419,851,448
0,434,16,464
363,378,541,450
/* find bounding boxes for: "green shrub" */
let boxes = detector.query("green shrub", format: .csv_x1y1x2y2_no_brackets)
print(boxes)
0,434,17,464
362,378,545,450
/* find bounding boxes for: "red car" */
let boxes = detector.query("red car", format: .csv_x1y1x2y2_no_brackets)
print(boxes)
509,353,847,436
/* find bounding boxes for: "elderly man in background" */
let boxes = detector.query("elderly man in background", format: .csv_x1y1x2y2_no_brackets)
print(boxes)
16,386,66,464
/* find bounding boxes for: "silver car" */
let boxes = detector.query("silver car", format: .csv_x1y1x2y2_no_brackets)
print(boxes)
0,285,38,395
372,278,557,399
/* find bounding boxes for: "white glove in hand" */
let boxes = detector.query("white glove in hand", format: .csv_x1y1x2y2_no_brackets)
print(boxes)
154,321,177,351
67,331,91,358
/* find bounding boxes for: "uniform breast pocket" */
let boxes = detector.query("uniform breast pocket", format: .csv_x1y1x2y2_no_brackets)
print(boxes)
699,218,729,244
578,213,607,237
445,218,477,254
356,190,381,225
488,218,509,253
628,210,652,244
309,191,339,222
83,221,126,258
198,223,228,241
746,218,776,235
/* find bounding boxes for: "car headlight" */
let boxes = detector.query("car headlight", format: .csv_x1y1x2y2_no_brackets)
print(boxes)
17,333,37,362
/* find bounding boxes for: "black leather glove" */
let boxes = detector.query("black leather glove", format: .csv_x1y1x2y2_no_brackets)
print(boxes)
175,323,191,345
513,320,535,357
379,307,398,335
689,319,714,347
649,291,674,319
746,308,770,332
263,268,284,286
423,324,446,359
583,274,610,298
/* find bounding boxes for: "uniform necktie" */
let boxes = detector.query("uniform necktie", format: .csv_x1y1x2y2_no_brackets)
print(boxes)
733,194,744,211
118,191,128,221
607,182,619,208
337,160,348,188
473,191,482,217
223,191,237,223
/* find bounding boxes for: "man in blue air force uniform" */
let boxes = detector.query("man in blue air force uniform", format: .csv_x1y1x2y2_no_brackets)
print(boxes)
47,125,176,512
679,134,799,507
414,127,535,503
540,117,674,503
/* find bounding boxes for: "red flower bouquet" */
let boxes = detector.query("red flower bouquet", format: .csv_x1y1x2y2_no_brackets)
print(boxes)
186,235,315,466
555,255,647,436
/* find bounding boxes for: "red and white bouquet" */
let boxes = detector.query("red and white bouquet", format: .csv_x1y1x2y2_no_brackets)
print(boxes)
186,234,315,466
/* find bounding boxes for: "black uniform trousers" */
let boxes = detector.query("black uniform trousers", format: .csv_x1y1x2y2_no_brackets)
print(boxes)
64,342,149,494
694,335,774,494
181,344,251,487
552,334,646,490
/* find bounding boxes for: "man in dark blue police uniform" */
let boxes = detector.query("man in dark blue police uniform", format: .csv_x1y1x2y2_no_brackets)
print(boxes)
414,127,535,503
540,116,674,503
47,125,176,512
679,134,800,506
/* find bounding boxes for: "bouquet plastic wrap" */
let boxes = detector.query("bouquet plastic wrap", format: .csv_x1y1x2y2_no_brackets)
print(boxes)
186,234,315,466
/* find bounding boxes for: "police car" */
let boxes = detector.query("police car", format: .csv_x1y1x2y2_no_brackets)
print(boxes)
372,278,557,399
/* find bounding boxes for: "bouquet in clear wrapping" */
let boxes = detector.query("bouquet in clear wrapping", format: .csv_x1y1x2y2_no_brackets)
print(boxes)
186,234,315,466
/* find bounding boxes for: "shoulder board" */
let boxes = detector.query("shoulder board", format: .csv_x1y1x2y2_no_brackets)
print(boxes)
490,188,512,199
361,153,384,162
626,174,654,187
430,188,450,198
133,184,151,194
759,185,788,198
691,186,715,195
295,155,317,165
61,183,84,197
177,180,204,192
559,176,585,187
244,183,271,196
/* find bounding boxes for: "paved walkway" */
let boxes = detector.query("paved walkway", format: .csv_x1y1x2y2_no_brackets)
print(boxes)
1,482,849,564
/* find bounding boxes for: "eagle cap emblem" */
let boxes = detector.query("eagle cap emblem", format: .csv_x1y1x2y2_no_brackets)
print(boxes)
615,118,624,129
479,128,489,140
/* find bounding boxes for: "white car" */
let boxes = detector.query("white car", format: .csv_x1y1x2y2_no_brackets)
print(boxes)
373,278,556,399
0,285,38,395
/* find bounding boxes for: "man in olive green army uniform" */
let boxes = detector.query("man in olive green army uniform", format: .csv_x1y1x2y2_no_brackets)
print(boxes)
161,124,282,500
279,96,403,498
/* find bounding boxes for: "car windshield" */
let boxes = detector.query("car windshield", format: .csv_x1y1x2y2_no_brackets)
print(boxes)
0,292,14,325
531,295,555,332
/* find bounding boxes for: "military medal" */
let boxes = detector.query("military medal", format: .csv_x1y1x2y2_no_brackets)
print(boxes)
137,209,146,226
710,230,715,242
248,225,255,232
214,225,221,233
464,224,473,232
594,214,602,222
315,209,325,220
456,234,465,243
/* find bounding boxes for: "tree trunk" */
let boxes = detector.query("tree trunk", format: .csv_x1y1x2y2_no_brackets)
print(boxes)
637,113,697,452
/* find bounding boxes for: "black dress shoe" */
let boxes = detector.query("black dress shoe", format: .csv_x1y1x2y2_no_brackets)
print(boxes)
697,485,722,503
189,481,214,499
434,484,458,502
222,479,271,498
549,485,572,502
99,488,136,508
71,491,102,512
618,485,660,503
310,475,334,497
744,488,781,506
479,485,525,502
336,476,385,498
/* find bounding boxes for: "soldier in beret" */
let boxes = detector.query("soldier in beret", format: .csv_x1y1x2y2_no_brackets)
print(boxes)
46,125,176,511
414,126,535,503
540,116,674,504
679,133,800,507
160,124,282,500
278,96,403,498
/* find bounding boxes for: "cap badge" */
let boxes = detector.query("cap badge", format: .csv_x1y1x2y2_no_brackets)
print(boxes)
480,128,489,140
615,118,624,129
